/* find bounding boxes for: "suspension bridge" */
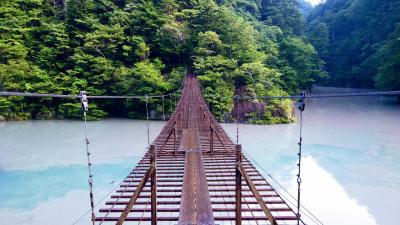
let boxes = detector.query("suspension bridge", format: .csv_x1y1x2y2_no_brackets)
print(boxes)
90,75,303,225
2,74,400,225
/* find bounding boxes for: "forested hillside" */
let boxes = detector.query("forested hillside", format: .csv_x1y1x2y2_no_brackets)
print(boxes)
307,0,400,89
0,0,324,122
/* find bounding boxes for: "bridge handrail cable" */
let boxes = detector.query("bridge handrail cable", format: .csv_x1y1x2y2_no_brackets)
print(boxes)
2,90,399,99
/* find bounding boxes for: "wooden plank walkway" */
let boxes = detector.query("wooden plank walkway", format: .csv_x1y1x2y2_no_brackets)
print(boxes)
95,75,302,225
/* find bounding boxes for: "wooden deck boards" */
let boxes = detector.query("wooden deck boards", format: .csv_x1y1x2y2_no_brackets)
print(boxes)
95,75,302,225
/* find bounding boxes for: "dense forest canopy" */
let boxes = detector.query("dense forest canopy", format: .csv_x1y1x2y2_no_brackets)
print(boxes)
307,0,400,89
0,0,326,122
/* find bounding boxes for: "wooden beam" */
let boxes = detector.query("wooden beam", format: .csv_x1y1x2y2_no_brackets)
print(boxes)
160,127,174,152
116,146,155,225
236,144,242,225
238,163,278,225
212,124,228,151
150,145,157,225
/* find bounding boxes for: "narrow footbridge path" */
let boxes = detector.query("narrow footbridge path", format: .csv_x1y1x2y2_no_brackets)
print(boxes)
95,75,302,225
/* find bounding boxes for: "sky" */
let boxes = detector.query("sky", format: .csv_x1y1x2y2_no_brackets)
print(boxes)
305,0,325,6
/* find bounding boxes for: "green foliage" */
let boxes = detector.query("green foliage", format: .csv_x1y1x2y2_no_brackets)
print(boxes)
1,0,324,123
260,0,305,35
264,88,296,124
248,88,295,124
195,55,236,119
374,24,400,91
307,19,329,60
279,37,326,92
195,31,223,56
58,102,107,120
308,0,400,88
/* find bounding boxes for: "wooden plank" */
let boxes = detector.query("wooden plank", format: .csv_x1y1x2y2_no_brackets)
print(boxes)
99,207,292,213
95,76,302,225
96,215,298,222
178,128,215,225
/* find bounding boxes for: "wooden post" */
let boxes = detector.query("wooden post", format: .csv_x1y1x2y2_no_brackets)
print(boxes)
150,145,157,225
235,144,242,225
174,121,177,155
210,125,214,155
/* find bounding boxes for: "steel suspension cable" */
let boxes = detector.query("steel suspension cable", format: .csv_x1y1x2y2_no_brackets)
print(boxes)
145,95,150,146
80,91,96,225
0,92,169,99
0,78,185,100
2,90,399,100
175,93,177,107
205,90,400,100
162,95,166,122
235,95,240,145
220,95,223,122
296,92,306,225
72,159,138,225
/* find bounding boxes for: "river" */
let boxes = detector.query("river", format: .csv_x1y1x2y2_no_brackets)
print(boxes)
0,91,399,225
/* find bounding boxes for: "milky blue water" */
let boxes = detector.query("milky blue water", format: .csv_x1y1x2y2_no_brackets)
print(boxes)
0,93,399,225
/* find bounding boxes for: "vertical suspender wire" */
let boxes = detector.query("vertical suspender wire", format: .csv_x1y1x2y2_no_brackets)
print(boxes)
220,95,223,122
162,95,166,122
84,112,95,225
174,93,177,107
296,91,306,225
80,91,95,225
169,93,173,117
235,95,240,145
145,95,150,146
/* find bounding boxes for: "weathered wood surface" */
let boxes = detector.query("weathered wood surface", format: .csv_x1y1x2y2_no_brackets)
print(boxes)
179,129,214,225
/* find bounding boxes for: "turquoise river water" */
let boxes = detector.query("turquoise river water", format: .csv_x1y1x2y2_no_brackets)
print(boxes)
0,92,399,225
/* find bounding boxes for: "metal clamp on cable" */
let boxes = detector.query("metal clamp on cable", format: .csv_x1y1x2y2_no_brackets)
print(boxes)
297,91,306,112
80,91,89,112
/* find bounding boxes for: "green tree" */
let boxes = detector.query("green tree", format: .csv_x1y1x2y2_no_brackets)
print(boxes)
279,37,326,92
261,0,304,35
1,0,325,123
308,0,400,88
374,24,400,91
307,19,329,60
